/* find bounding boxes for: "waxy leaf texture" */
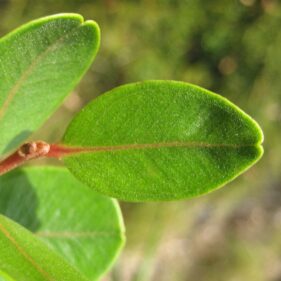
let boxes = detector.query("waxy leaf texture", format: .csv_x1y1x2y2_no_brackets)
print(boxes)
63,81,263,201
0,14,100,156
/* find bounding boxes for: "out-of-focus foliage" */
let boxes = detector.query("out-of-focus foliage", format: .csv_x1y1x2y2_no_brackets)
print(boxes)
0,1,280,280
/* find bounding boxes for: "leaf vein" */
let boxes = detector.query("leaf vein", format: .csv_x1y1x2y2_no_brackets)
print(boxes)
0,22,82,122
0,221,54,281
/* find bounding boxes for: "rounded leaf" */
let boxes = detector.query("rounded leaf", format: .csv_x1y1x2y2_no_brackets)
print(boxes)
63,81,264,201
0,14,100,156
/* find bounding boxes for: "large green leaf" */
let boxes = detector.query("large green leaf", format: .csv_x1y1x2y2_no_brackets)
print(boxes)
62,80,263,201
0,14,100,156
0,167,125,280
0,215,88,281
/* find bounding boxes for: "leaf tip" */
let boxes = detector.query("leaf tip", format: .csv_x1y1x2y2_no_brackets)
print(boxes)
78,18,101,56
255,142,264,161
256,122,264,145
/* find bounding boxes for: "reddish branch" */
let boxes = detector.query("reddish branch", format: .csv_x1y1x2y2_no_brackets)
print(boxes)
0,139,248,176
0,141,91,176
0,141,51,176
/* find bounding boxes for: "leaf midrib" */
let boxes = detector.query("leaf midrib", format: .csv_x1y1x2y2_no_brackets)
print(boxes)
0,221,53,281
0,20,83,122
58,141,261,157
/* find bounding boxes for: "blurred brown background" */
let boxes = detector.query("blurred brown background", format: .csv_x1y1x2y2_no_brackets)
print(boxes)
0,1,280,280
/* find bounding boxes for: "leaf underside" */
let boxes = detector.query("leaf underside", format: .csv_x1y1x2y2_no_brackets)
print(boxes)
0,167,125,280
0,13,100,156
63,80,264,201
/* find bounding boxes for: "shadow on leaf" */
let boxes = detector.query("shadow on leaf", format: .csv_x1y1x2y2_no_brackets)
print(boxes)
2,130,32,156
0,169,40,232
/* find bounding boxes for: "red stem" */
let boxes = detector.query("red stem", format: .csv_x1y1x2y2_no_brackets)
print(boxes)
0,141,99,176
0,153,26,176
0,141,68,176
0,139,248,176
47,144,86,158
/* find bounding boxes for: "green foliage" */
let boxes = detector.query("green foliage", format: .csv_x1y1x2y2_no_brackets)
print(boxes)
0,13,122,281
0,215,88,281
0,167,125,280
0,270,15,281
0,14,100,156
0,10,266,281
63,81,263,201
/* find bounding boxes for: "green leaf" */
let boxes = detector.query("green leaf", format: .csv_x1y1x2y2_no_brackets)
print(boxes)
0,14,100,156
0,270,16,281
0,167,125,280
63,80,264,201
0,215,88,281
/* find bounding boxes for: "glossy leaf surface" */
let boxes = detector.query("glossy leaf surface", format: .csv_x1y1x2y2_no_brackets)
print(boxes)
0,215,88,281
0,14,100,156
63,80,263,201
0,167,125,280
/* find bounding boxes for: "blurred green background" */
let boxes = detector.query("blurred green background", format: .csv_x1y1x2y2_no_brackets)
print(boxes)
0,0,281,280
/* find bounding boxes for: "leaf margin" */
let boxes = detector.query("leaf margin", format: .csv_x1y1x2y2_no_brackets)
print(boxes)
62,80,264,201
